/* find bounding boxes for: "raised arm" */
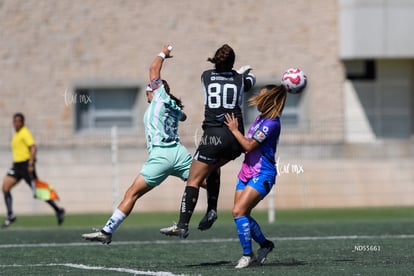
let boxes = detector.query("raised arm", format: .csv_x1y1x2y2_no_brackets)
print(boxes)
149,45,173,82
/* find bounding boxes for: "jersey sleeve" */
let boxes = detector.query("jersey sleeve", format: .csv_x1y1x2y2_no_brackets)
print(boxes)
22,128,35,147
150,78,163,91
243,72,256,91
150,78,170,102
252,119,278,144
252,128,268,144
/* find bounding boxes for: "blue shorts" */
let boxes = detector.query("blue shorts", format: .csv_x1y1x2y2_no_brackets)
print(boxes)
236,174,276,198
140,144,192,187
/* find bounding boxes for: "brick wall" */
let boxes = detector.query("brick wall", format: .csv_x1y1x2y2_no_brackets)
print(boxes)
1,0,412,215
0,0,343,147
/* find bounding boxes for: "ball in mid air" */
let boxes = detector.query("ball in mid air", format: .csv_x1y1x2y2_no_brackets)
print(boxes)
281,68,307,94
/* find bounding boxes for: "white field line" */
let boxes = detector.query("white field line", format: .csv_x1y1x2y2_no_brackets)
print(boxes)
0,263,186,276
0,234,413,249
0,235,412,275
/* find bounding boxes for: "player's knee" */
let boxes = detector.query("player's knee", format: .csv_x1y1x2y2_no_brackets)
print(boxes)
2,179,14,192
187,178,203,188
232,205,246,218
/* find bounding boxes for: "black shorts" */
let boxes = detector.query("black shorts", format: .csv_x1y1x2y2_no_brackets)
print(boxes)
194,126,244,164
6,161,37,186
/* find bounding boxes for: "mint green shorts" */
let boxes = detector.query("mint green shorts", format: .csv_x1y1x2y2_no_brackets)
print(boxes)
140,144,192,187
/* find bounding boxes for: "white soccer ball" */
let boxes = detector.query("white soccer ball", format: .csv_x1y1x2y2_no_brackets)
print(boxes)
281,68,307,94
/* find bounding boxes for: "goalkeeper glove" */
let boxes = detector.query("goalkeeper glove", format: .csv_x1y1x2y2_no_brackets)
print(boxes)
237,65,252,74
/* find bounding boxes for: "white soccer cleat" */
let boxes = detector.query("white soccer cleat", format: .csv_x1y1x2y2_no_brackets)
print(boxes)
160,223,189,239
82,230,112,244
235,254,257,269
1,215,17,229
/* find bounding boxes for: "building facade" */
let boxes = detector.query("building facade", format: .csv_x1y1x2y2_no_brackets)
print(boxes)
0,0,412,215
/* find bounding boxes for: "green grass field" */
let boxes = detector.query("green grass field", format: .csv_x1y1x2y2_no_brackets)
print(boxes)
0,206,413,275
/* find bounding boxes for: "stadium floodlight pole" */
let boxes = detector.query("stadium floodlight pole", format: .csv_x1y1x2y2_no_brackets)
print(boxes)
111,126,119,212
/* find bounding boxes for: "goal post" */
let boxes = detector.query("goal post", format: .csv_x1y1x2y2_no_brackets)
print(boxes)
268,188,275,223
111,126,119,212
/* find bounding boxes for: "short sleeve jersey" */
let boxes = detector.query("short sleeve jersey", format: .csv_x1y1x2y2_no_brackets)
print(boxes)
144,78,185,150
238,116,281,182
201,69,255,128
11,126,35,162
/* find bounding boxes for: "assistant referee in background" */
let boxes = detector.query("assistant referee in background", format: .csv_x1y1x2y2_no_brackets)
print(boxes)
1,113,65,228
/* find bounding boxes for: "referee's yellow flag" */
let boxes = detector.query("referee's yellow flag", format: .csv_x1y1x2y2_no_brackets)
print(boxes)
35,179,60,201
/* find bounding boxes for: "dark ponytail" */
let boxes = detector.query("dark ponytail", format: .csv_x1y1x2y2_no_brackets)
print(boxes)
162,80,184,109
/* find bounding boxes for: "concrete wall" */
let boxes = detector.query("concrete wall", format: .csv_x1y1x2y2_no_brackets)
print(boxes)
0,0,413,215
0,0,344,147
1,141,413,215
340,0,414,58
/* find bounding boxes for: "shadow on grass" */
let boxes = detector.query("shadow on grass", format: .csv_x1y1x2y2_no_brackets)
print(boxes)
267,258,307,267
185,261,231,267
185,258,308,268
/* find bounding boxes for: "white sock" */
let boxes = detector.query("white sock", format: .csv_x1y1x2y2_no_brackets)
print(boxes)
102,209,127,234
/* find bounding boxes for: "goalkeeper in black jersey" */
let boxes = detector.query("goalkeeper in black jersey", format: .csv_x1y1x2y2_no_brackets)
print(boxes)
161,44,256,238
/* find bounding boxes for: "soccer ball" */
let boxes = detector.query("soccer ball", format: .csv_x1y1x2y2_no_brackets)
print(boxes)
281,68,307,94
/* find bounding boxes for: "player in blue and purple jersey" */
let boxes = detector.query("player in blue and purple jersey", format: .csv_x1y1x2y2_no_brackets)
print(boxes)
225,84,287,268
237,114,280,185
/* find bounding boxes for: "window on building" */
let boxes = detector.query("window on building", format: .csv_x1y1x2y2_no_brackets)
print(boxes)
74,86,139,132
344,59,413,138
346,60,376,80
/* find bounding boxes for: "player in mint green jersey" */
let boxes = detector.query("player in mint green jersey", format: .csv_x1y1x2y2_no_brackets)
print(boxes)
82,45,195,244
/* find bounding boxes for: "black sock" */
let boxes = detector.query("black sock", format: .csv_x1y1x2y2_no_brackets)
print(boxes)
4,192,13,216
46,200,60,213
178,186,199,228
260,239,273,248
206,169,220,212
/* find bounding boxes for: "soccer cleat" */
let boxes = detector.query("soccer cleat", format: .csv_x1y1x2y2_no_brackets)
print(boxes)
235,254,257,269
197,209,217,231
1,215,17,229
256,240,275,265
57,208,65,225
160,223,189,239
82,230,112,244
